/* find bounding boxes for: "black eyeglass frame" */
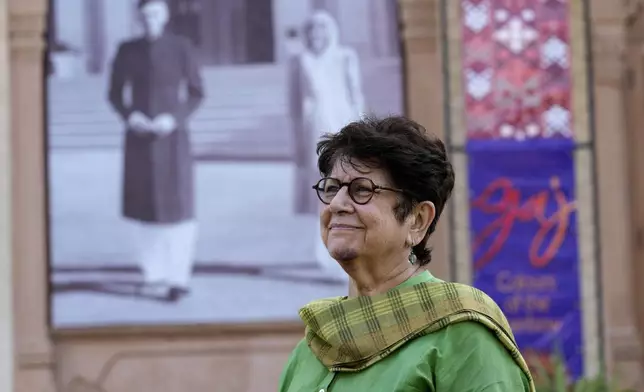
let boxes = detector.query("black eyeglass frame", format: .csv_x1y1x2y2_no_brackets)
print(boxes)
312,177,404,205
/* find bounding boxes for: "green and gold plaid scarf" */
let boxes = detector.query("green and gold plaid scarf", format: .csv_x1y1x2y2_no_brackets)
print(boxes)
299,281,535,391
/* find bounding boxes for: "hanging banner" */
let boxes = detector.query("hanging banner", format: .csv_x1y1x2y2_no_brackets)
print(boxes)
467,142,583,378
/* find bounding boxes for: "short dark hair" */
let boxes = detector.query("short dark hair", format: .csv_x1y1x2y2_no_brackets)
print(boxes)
137,0,168,9
316,115,455,266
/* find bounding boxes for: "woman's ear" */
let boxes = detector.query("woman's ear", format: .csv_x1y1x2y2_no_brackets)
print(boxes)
410,201,435,244
405,233,414,248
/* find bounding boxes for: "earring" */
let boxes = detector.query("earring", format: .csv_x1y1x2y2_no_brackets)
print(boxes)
409,249,417,265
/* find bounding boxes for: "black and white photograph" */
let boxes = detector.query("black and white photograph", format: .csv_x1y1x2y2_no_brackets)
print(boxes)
47,0,405,329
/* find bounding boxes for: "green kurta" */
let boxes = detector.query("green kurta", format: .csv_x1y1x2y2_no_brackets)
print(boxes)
279,272,531,391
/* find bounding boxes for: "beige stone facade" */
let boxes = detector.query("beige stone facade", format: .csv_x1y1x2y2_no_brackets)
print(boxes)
0,0,643,390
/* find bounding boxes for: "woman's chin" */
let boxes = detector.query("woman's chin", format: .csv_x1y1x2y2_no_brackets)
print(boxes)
328,246,359,263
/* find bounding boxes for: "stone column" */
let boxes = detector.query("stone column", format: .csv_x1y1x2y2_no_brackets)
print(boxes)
590,0,643,388
0,0,14,390
8,0,56,390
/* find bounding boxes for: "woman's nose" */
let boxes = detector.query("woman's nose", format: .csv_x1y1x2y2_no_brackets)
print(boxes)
328,187,353,213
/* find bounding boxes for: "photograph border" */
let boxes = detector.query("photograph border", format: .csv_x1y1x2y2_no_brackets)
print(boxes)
44,0,413,336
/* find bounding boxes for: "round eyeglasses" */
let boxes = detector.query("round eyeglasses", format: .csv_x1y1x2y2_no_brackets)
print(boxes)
312,177,404,205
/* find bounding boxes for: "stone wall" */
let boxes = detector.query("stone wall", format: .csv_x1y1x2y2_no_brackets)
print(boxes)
0,0,642,390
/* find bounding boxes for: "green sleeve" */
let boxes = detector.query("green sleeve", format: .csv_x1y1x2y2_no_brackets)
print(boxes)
426,322,530,391
277,358,291,392
278,339,306,392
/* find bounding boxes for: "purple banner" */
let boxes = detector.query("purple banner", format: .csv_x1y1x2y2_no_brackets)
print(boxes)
467,142,583,378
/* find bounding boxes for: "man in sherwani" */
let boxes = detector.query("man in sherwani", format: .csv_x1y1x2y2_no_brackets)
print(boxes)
108,0,204,302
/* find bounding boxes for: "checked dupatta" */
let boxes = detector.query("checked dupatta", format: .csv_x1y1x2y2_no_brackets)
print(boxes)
299,281,535,391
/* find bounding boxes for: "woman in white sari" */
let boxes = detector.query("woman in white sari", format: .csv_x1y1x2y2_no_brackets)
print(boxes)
288,10,365,282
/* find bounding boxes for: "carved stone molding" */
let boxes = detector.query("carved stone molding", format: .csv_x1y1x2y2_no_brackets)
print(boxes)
592,32,627,85
17,351,56,370
398,0,440,52
8,11,46,61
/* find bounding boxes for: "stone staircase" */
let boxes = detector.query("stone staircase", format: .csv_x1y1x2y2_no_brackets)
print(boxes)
47,60,402,161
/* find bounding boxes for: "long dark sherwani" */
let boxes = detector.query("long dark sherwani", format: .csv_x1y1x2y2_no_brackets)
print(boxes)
109,31,204,224
108,31,204,290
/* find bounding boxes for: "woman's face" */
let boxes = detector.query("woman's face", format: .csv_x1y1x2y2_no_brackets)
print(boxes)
305,17,331,54
320,160,409,264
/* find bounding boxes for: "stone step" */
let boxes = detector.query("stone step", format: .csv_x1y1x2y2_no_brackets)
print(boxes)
50,107,285,123
49,116,294,161
46,59,403,159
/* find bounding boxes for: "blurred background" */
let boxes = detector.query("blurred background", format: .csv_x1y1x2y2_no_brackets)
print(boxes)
0,0,643,391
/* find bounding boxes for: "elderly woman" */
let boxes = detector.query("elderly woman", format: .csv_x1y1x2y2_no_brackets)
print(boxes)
278,116,535,391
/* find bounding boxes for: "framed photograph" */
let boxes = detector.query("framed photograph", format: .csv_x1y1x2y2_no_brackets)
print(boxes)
46,0,405,330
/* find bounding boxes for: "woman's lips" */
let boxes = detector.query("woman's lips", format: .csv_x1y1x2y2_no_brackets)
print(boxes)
329,224,362,230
